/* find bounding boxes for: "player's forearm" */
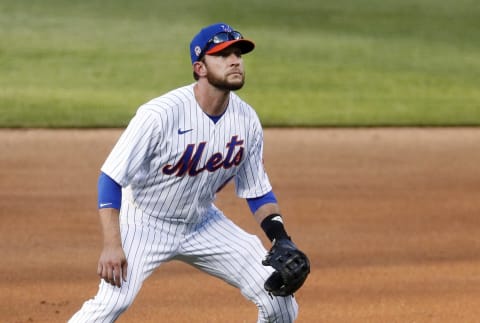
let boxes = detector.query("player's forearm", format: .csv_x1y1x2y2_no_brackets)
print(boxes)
253,203,280,224
98,208,122,247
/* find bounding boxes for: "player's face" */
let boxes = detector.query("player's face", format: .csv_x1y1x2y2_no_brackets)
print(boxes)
203,47,245,91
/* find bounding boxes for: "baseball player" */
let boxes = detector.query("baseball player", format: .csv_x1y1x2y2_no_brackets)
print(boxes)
69,22,309,323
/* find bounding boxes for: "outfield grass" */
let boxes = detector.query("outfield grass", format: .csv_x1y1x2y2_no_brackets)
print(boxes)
0,0,479,127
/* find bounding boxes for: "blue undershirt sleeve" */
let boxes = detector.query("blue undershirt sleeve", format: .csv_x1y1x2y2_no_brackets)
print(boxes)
246,190,278,214
98,172,122,210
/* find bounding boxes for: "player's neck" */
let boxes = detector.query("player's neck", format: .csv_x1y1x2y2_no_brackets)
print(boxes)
194,82,230,116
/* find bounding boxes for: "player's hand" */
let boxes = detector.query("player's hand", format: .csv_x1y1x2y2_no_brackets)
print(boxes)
97,244,128,288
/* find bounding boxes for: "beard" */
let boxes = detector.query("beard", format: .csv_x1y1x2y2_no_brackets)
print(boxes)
206,69,245,91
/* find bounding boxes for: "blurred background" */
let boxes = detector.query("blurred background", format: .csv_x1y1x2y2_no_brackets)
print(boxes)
1,0,479,128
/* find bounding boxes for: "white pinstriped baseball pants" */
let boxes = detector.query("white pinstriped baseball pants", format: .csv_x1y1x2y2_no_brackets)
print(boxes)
68,199,298,323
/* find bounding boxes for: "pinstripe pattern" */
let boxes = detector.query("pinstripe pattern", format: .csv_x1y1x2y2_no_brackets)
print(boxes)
69,200,297,322
101,84,272,224
69,84,298,322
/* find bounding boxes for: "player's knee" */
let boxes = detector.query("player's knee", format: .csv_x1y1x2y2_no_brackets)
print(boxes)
257,294,298,323
70,281,139,322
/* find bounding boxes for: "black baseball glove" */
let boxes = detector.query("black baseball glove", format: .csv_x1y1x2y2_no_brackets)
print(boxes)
262,238,310,297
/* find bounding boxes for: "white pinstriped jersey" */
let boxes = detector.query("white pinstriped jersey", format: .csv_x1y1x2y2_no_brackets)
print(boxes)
101,84,272,223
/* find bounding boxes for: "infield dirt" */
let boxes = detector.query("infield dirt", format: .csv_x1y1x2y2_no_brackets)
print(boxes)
1,128,479,322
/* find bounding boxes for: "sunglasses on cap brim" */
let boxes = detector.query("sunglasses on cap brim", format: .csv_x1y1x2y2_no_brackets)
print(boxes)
200,31,248,58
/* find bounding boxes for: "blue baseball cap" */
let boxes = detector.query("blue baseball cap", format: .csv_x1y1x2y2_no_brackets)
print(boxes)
190,23,255,64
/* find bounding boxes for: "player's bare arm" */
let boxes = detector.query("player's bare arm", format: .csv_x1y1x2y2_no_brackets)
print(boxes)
253,202,281,225
97,208,127,288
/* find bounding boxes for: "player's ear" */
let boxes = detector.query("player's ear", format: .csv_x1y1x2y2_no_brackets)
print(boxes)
193,60,207,78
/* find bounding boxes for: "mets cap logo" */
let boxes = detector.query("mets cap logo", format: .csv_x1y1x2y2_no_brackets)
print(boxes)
220,24,233,32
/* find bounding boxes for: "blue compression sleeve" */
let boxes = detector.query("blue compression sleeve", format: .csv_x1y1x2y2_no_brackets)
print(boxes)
246,190,278,214
98,172,122,210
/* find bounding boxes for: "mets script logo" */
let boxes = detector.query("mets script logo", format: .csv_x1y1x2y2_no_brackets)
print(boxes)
162,135,244,177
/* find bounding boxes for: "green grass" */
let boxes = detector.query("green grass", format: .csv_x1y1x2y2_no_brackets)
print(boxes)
0,0,479,127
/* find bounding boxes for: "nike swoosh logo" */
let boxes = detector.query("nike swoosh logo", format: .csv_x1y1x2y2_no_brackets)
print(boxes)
178,128,193,135
272,215,284,223
100,203,113,208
